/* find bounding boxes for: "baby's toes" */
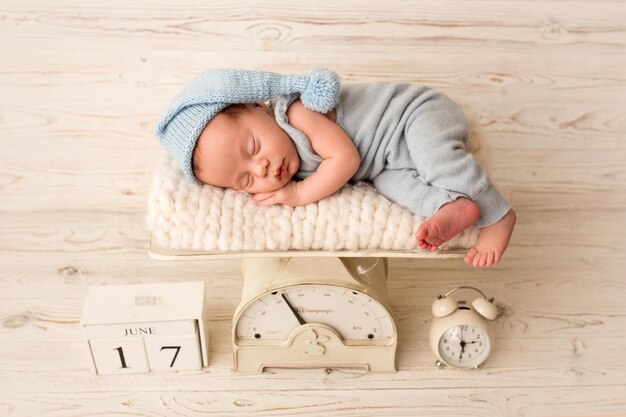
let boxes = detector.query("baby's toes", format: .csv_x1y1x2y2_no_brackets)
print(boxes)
493,251,502,264
415,223,429,240
473,250,489,267
464,247,478,264
465,247,501,267
475,249,499,267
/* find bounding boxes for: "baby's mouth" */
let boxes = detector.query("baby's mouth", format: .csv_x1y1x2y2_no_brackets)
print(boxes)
275,162,285,180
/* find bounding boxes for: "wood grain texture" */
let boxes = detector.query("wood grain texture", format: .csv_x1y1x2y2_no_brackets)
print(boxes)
1,387,624,417
1,0,625,416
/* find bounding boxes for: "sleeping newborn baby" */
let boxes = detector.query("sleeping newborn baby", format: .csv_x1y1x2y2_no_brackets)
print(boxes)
156,69,516,267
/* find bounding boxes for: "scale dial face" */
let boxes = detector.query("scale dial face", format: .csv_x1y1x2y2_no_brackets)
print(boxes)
438,324,490,368
235,284,394,342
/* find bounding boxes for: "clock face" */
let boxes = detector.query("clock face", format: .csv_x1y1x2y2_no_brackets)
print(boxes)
438,324,490,368
235,284,394,342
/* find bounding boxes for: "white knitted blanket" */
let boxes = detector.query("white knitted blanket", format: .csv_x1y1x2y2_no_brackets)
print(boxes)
147,156,478,253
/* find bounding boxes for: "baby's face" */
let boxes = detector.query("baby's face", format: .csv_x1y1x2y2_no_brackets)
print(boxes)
193,103,299,194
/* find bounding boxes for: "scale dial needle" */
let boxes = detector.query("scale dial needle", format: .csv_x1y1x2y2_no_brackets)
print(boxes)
281,293,306,325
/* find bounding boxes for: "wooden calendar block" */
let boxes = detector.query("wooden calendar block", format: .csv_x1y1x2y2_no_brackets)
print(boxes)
80,281,209,375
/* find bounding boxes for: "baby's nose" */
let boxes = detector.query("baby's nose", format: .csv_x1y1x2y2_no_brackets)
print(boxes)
253,158,269,177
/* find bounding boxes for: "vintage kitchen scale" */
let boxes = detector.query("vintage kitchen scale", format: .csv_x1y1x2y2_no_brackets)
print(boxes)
149,240,466,373
233,256,395,372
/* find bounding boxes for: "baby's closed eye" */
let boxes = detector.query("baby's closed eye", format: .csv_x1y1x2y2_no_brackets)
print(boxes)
250,136,258,155
243,174,253,189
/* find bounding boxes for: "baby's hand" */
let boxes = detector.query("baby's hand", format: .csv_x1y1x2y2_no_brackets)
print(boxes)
253,181,303,207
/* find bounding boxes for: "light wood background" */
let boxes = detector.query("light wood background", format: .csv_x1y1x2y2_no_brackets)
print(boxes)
1,1,625,416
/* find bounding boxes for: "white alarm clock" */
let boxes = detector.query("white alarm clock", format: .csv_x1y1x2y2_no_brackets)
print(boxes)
232,256,397,373
428,286,498,369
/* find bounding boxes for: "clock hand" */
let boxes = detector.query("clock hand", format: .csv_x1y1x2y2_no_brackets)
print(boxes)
459,340,466,361
281,293,306,325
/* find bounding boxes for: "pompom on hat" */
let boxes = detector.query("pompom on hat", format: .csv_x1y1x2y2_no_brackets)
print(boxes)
155,68,341,184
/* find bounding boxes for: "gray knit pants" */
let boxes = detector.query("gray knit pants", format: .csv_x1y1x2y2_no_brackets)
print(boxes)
372,91,510,227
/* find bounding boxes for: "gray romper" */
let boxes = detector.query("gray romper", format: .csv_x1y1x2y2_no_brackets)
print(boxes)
272,82,510,227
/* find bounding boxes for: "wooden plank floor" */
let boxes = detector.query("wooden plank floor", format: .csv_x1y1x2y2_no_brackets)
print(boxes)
1,1,625,416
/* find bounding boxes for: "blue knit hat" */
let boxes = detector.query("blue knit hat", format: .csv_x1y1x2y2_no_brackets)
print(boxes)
155,68,341,184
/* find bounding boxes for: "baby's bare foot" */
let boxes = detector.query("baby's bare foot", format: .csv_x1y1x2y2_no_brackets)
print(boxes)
415,198,480,251
464,209,516,267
